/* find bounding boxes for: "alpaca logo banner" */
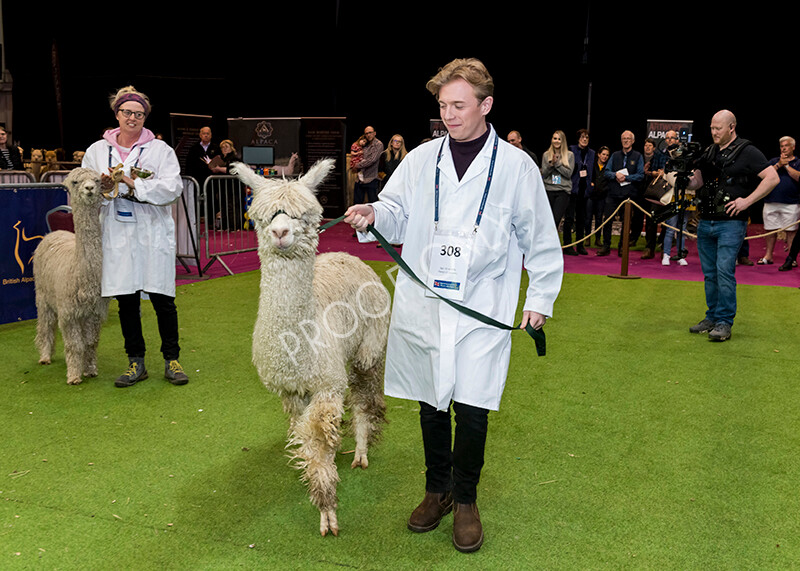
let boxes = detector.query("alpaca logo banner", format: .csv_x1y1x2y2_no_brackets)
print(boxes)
0,185,68,324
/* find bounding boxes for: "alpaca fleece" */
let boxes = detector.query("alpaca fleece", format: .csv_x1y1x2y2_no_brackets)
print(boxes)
232,159,390,537
33,168,109,384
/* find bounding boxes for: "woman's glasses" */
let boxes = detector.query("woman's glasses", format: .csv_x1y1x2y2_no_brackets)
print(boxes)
119,109,146,120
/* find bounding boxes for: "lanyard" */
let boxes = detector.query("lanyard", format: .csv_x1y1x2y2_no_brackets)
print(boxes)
108,145,143,168
434,132,499,232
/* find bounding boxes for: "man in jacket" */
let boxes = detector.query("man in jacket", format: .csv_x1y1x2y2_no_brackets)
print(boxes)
566,129,595,255
344,58,563,553
597,130,645,256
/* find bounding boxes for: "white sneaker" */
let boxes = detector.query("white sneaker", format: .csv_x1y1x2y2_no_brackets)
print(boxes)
678,258,688,266
662,254,670,266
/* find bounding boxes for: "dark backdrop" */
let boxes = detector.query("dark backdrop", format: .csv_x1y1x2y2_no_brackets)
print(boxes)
2,2,795,162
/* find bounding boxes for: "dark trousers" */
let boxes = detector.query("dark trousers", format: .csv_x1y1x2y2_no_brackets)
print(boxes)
419,400,489,504
354,178,381,204
602,194,627,248
585,195,605,244
562,190,587,245
629,195,657,248
116,292,180,360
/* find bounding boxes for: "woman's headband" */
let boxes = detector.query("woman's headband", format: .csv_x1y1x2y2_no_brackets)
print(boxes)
113,93,150,115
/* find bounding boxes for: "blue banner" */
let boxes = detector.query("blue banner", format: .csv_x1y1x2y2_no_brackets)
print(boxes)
1,185,68,324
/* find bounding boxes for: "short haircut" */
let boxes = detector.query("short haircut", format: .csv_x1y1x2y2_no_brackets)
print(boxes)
426,58,494,101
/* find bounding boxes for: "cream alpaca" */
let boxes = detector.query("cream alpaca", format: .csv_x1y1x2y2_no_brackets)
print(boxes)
231,159,390,537
33,168,108,384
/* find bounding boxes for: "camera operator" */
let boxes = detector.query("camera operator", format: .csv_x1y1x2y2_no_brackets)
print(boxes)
685,110,779,341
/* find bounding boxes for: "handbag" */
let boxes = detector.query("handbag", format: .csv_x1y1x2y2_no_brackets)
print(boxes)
644,173,673,205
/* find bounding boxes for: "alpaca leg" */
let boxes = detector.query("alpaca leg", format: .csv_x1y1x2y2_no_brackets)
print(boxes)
59,318,84,385
81,314,103,378
291,389,345,536
281,393,310,436
35,304,56,365
347,361,387,469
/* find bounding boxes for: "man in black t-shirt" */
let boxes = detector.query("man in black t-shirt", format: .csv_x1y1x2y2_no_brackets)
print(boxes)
686,110,778,341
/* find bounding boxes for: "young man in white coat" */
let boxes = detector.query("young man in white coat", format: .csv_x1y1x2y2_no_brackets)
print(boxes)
345,58,563,552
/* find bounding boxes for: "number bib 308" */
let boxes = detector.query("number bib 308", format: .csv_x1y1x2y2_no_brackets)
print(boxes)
426,229,473,301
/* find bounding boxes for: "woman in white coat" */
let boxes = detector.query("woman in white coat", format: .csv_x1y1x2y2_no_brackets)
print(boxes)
82,86,189,387
345,59,563,553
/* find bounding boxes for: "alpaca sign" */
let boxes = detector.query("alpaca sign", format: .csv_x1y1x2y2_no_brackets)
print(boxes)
0,184,68,324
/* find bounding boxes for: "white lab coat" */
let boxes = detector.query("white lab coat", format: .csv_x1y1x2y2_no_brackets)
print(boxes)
363,126,564,411
83,130,183,298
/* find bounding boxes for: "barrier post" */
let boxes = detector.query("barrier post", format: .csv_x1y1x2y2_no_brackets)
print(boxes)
608,199,640,280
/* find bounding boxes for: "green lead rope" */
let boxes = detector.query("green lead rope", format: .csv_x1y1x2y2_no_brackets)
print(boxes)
317,215,546,356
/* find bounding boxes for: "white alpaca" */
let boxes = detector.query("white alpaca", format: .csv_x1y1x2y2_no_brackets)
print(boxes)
33,167,108,384
231,159,390,537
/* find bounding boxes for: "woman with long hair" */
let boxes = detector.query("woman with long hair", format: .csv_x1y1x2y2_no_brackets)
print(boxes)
541,130,575,253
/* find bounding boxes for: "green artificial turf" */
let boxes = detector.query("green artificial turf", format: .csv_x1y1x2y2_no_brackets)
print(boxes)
3,264,800,569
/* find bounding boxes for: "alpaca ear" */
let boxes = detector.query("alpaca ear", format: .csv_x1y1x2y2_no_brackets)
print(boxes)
299,158,335,193
230,162,265,194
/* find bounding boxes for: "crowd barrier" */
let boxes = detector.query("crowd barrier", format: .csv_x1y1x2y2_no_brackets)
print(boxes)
200,175,257,275
0,175,204,323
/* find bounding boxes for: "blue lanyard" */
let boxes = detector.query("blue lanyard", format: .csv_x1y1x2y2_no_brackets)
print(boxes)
108,145,143,168
434,132,499,232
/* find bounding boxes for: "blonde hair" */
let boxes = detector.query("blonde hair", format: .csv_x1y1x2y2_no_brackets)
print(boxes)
384,134,408,161
545,130,569,167
426,58,494,102
109,85,151,116
220,139,237,154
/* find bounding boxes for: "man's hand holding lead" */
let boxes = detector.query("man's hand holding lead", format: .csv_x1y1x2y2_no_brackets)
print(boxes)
344,204,375,232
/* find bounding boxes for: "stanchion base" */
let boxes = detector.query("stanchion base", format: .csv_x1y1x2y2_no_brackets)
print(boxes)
607,274,641,280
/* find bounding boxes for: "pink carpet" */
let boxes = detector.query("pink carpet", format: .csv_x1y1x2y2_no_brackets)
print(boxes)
176,222,799,288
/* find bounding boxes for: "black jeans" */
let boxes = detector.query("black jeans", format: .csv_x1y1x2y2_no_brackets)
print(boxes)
419,400,489,504
116,292,180,360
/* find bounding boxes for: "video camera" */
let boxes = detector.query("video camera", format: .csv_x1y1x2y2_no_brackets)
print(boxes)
665,141,703,174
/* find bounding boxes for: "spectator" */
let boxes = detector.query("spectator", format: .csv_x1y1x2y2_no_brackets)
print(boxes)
82,85,190,385
566,128,595,255
349,135,367,180
759,136,800,265
380,134,408,187
587,145,610,247
639,137,667,259
686,109,778,341
185,126,219,189
541,130,576,254
0,127,24,170
597,130,645,256
353,126,384,204
507,130,540,166
661,131,689,266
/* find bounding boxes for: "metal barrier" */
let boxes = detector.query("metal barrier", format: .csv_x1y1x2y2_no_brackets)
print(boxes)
0,170,36,184
174,176,203,277
39,170,73,184
201,175,257,275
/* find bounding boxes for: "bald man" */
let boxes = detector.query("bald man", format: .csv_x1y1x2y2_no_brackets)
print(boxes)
686,110,779,341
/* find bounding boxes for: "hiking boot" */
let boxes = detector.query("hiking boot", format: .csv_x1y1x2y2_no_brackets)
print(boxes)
165,359,189,385
408,491,453,533
737,256,754,266
689,319,715,334
115,358,148,387
452,502,484,553
596,247,611,257
708,322,732,342
641,248,654,259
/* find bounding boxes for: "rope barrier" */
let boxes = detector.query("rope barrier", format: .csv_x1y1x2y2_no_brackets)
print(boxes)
560,197,800,249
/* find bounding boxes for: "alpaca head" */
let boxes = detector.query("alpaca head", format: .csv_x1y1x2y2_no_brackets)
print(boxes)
63,167,103,207
230,159,334,257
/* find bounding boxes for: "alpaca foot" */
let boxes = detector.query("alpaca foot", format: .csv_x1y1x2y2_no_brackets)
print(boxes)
320,509,339,537
351,452,369,470
67,376,84,385
38,357,51,365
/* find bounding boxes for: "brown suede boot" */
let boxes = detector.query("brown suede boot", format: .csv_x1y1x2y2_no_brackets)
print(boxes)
452,502,483,552
407,491,453,532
